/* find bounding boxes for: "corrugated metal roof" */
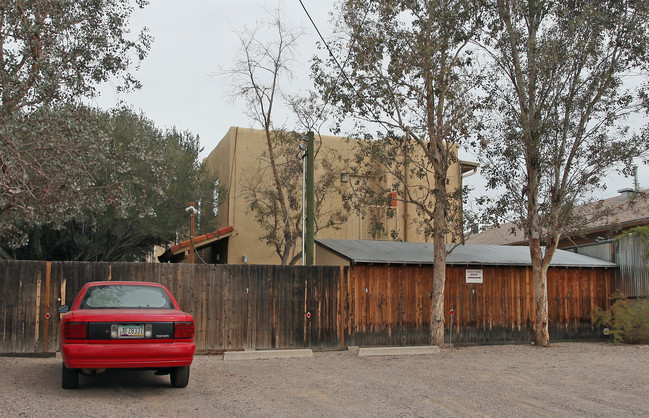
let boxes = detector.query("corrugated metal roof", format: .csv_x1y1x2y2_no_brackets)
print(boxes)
316,239,617,268
466,189,649,245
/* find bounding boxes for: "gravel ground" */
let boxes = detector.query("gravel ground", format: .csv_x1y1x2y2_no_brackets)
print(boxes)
1,342,648,417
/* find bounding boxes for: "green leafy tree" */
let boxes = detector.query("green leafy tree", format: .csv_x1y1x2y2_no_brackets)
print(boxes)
312,0,483,346
0,0,151,236
479,0,649,346
7,107,220,261
592,291,649,343
0,0,151,114
0,105,114,245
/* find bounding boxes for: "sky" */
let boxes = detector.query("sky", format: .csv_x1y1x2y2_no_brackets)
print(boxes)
95,0,647,202
95,0,332,156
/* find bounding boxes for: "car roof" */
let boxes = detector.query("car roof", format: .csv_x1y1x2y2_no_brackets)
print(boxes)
83,281,165,287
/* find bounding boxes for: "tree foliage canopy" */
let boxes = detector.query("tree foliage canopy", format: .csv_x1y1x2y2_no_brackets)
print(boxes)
5,107,219,261
311,0,649,347
1,0,152,238
0,0,151,115
1,105,112,235
480,0,649,234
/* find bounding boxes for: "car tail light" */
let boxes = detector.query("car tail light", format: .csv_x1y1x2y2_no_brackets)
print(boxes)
174,321,194,339
63,322,88,339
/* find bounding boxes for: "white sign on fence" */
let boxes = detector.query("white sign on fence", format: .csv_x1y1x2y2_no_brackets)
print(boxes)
466,269,483,284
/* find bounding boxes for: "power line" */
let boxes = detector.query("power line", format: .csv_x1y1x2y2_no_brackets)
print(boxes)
297,0,386,130
297,0,358,100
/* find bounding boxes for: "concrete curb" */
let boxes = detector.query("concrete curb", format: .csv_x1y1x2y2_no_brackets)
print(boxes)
223,349,313,361
358,346,441,357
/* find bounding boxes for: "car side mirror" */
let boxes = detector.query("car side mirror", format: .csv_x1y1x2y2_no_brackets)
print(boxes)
58,305,70,313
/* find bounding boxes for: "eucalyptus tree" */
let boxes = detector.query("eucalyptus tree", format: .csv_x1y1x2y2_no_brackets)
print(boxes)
313,0,484,346
480,0,649,345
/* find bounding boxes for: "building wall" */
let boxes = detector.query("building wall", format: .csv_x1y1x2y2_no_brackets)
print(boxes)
563,235,649,298
203,127,278,264
315,247,351,266
204,127,467,265
616,234,649,297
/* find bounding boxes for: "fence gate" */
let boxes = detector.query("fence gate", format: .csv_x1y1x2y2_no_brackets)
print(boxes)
0,262,62,354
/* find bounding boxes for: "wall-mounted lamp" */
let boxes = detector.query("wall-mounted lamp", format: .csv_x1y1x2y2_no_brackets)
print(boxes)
242,255,248,263
341,173,349,183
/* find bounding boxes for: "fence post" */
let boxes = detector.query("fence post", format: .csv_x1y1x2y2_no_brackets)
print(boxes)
449,308,454,348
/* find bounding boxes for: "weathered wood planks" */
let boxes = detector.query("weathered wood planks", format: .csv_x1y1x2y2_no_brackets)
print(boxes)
0,260,614,353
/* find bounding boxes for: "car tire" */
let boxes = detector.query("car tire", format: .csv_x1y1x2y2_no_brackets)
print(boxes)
62,363,79,389
170,366,190,388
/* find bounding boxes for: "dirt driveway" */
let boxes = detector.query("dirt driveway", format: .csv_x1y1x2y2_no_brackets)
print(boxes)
1,342,648,417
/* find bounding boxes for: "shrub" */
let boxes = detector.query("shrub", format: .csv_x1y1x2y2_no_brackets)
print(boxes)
592,291,649,343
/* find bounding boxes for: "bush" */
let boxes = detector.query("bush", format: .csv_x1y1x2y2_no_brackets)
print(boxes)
592,291,649,343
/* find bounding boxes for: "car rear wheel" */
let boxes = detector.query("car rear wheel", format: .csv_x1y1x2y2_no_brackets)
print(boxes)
170,366,190,388
62,363,79,389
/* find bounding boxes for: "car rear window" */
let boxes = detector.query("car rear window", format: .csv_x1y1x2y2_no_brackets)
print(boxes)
79,285,173,309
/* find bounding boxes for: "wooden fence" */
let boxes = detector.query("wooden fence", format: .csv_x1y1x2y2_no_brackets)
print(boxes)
346,265,613,346
0,261,346,354
1,260,614,354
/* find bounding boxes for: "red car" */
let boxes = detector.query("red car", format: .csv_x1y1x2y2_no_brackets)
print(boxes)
58,281,195,389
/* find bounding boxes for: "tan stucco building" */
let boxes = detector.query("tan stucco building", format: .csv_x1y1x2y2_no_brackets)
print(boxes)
201,126,478,265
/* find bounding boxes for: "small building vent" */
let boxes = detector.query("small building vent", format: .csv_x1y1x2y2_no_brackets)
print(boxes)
617,188,635,201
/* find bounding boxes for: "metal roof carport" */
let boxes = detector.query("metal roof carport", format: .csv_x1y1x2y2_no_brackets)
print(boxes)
315,239,616,268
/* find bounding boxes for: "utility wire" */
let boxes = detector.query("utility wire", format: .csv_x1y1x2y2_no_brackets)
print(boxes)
297,0,359,100
297,0,388,131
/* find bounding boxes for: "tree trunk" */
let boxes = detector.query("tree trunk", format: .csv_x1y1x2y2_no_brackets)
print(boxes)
530,238,549,346
429,190,447,347
429,247,447,347
263,128,293,265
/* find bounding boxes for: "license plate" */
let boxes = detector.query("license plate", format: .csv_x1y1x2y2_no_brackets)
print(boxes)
118,324,144,338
